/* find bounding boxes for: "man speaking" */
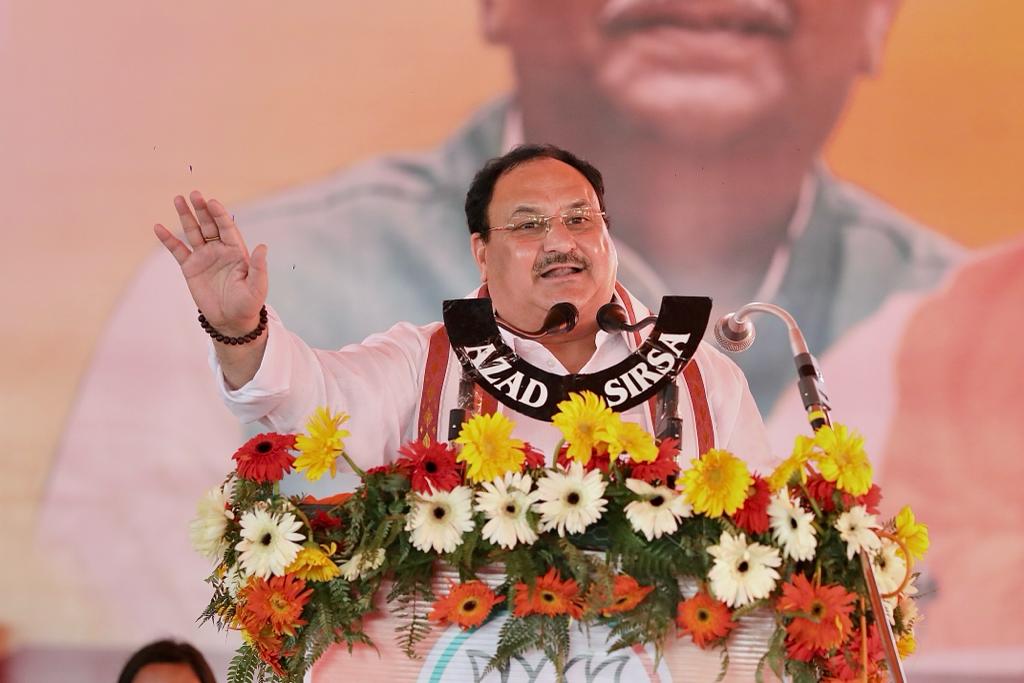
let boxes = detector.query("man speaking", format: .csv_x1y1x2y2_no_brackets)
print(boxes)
155,145,773,476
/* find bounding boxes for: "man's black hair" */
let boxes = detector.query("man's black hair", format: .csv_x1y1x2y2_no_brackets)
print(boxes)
464,144,607,240
117,639,216,683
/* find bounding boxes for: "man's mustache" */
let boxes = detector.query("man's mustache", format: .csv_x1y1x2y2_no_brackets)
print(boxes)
601,0,795,38
534,251,592,277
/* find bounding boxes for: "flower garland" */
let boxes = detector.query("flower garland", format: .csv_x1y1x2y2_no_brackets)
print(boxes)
192,391,927,682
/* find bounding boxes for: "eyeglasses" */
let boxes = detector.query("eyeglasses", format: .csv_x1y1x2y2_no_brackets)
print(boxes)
488,206,607,241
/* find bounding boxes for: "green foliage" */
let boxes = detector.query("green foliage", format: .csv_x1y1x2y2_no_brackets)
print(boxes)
755,625,787,683
605,579,675,655
500,546,541,585
715,648,730,683
196,578,234,630
388,568,435,659
486,614,571,680
226,645,262,683
444,525,483,575
786,659,821,683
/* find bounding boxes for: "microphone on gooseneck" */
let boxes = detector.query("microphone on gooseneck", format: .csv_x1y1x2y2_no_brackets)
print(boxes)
596,303,657,334
713,302,830,430
496,302,579,339
450,303,579,440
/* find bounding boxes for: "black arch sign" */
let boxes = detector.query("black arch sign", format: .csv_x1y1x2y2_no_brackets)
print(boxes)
442,297,711,421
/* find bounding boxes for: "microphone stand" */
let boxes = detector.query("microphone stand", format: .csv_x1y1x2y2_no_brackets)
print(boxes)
716,302,907,683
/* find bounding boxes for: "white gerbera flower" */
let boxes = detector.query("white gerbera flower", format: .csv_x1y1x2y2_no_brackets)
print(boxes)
475,472,540,549
767,491,817,561
235,508,305,578
534,461,608,536
872,536,908,595
189,485,234,561
707,531,782,608
834,505,881,560
406,485,475,554
623,478,692,541
339,548,387,581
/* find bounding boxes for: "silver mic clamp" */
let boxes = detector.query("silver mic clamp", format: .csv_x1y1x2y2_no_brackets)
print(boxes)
713,302,830,427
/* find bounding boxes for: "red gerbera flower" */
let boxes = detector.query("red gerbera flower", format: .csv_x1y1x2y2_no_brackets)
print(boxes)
824,624,885,682
238,574,313,636
396,440,462,493
513,567,584,619
842,483,882,515
555,443,611,474
428,580,505,630
232,433,297,483
776,574,855,662
628,437,681,484
807,471,882,514
597,574,655,616
309,510,343,532
805,470,838,512
522,442,547,470
676,591,737,648
731,474,771,534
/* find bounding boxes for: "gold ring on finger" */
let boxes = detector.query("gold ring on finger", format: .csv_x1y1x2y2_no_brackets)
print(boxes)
203,235,222,243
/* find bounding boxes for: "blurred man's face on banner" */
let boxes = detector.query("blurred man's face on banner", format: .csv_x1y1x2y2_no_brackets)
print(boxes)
483,0,895,145
473,158,618,332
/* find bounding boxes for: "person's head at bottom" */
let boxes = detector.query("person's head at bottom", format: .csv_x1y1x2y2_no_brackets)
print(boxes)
117,640,216,683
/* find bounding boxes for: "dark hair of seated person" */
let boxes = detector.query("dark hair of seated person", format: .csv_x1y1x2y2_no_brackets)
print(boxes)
117,639,216,683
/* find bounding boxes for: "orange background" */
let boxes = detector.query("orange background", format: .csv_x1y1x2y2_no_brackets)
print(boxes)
0,0,1021,666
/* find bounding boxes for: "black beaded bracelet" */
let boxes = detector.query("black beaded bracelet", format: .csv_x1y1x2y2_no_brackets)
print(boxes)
198,306,268,345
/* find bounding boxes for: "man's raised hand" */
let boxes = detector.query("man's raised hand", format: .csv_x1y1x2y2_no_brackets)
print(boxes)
154,191,268,336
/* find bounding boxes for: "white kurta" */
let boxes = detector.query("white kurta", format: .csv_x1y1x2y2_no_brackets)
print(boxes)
212,290,776,488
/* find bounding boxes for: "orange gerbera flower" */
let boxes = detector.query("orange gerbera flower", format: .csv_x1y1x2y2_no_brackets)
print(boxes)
513,567,584,619
428,580,505,630
599,574,655,616
823,625,885,682
776,574,855,661
676,591,737,648
240,623,286,676
238,573,313,636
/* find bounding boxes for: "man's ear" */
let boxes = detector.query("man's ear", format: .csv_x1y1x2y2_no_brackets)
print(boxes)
471,233,489,283
861,0,901,75
479,0,514,43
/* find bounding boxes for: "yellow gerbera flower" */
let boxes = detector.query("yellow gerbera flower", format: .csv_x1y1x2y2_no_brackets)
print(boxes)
294,407,351,481
600,418,658,463
894,506,929,561
897,632,916,658
813,423,872,495
551,391,618,465
767,434,814,492
681,449,753,518
287,543,341,582
455,412,525,484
